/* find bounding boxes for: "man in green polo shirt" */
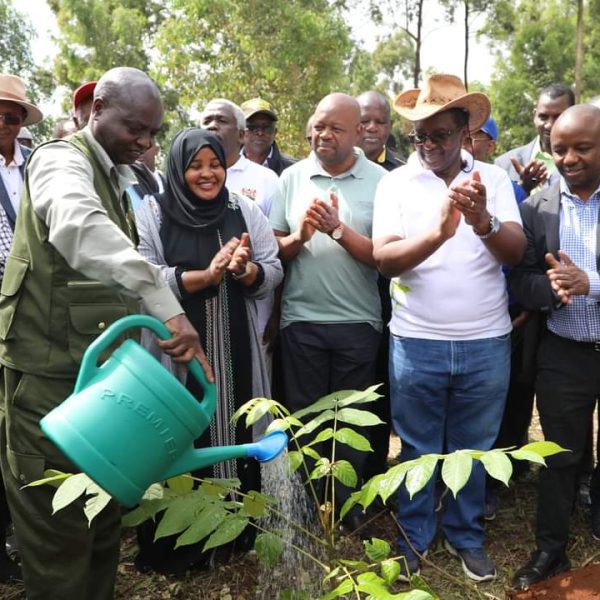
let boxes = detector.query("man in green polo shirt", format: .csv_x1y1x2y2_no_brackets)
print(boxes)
270,92,386,537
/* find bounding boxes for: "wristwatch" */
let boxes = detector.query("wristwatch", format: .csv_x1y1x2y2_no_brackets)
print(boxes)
232,262,253,280
474,215,500,240
330,223,344,241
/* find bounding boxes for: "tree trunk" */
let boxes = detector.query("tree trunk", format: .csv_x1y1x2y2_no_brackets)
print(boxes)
413,0,424,86
463,0,469,88
575,0,584,102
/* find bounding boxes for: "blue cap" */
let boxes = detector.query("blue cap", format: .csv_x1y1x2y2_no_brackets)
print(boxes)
480,116,498,141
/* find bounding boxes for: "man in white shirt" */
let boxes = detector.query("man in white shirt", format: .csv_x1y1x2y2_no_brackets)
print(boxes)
0,74,43,280
373,74,526,582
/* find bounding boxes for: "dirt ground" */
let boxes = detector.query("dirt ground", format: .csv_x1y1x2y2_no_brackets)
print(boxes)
2,419,599,600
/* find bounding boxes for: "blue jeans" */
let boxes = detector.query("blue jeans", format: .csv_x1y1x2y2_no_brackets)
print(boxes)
389,334,510,552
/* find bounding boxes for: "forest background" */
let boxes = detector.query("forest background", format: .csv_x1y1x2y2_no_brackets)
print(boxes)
2,0,598,159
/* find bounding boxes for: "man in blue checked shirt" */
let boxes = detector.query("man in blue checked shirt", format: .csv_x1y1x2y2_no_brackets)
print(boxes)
509,104,600,589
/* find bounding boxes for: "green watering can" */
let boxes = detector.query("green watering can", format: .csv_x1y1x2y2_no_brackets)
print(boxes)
40,314,287,508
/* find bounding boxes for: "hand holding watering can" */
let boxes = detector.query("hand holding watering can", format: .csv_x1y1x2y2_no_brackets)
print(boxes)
40,315,287,507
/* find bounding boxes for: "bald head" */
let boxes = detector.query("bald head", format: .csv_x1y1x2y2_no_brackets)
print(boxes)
312,93,361,175
551,104,600,200
90,67,163,165
356,91,392,161
94,67,162,109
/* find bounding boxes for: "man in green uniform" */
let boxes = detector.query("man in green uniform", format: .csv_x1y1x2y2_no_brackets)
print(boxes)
0,67,212,600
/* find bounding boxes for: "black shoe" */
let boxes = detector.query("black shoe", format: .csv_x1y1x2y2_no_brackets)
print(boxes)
512,550,570,589
592,502,600,541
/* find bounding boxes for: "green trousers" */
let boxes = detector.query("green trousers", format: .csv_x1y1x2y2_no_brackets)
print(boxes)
0,367,121,600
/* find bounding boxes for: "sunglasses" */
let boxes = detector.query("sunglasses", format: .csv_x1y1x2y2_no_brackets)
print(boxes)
408,128,461,146
246,123,276,134
0,113,23,126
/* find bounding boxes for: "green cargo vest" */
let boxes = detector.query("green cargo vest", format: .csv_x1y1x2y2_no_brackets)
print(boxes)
0,132,140,378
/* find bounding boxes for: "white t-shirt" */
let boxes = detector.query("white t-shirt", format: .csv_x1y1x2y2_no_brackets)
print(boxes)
372,151,522,340
227,155,279,217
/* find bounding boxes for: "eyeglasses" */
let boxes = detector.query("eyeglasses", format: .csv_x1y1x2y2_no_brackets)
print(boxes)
0,113,23,126
246,123,276,134
408,128,460,146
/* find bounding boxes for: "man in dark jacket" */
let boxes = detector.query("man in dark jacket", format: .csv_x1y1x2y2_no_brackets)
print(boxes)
241,98,296,175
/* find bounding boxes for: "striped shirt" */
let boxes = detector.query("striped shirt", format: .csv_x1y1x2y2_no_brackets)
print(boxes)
547,179,600,341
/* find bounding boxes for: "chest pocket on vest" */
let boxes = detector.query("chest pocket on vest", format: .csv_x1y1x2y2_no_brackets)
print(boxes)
0,255,29,341
67,280,130,364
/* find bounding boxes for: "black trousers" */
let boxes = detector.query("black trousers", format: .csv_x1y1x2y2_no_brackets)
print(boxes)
535,331,600,553
280,322,381,512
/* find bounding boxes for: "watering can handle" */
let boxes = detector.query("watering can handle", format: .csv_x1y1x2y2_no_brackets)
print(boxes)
74,314,214,406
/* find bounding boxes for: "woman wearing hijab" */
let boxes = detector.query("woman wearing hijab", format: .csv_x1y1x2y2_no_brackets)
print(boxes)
134,128,283,574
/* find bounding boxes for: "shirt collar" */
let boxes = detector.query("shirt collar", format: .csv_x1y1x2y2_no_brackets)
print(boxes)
82,127,137,191
307,147,367,180
229,153,248,172
559,176,600,203
405,148,475,181
0,140,25,167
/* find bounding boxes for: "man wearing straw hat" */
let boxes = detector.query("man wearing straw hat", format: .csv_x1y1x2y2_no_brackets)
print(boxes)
373,74,526,581
0,73,43,583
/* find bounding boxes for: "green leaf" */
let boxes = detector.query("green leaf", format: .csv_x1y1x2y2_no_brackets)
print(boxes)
336,408,384,427
519,441,567,458
201,478,239,495
24,471,72,488
309,428,334,445
338,558,370,571
266,418,291,434
295,410,336,437
408,574,438,598
322,565,341,583
377,463,413,503
155,495,206,539
364,537,391,562
332,460,357,488
255,532,283,567
441,452,473,498
340,492,361,519
402,591,436,600
203,515,249,550
510,450,546,465
243,490,268,518
166,474,194,495
380,558,400,586
173,504,226,548
302,446,321,460
142,483,165,501
83,483,112,525
479,451,513,486
334,428,373,452
292,396,338,420
320,578,353,600
246,398,281,427
337,385,383,407
405,455,438,499
288,450,304,472
310,457,331,480
52,473,89,514
356,571,390,595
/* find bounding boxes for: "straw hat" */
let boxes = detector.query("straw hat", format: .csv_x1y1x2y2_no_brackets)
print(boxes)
393,74,490,132
0,74,43,126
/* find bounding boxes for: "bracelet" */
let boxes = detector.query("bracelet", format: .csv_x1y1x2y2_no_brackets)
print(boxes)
232,261,253,280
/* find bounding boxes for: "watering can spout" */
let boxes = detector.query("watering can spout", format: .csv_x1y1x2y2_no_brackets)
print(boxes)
162,430,288,480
